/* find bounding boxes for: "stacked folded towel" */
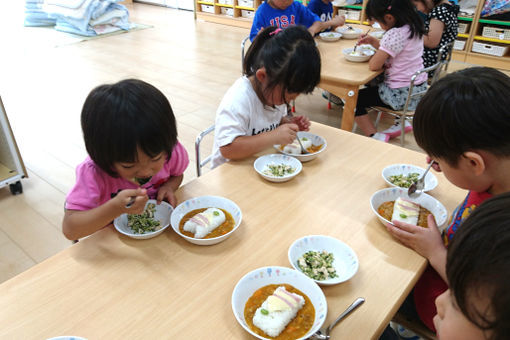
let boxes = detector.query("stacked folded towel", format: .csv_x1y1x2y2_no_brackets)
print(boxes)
24,0,56,27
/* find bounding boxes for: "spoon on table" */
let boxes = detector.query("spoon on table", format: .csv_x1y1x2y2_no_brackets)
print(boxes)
408,161,435,197
312,297,365,339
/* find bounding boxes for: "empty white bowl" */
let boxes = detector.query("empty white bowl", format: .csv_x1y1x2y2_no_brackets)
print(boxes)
170,195,242,245
274,132,327,162
382,164,438,192
370,188,448,228
342,47,375,62
254,154,302,183
231,266,327,340
319,31,342,42
336,26,363,39
288,235,359,285
114,199,173,240
368,30,385,39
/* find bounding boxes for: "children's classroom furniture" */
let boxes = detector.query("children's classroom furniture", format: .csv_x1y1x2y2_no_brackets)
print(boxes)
194,0,510,70
0,122,466,339
195,124,215,176
0,97,27,195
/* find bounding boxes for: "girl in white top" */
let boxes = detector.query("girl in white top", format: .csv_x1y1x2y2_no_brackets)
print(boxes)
211,25,321,168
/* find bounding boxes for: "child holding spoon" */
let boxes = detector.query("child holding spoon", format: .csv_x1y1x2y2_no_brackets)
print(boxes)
62,79,189,240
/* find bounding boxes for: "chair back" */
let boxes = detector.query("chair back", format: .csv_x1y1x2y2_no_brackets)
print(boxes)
195,124,215,177
434,41,454,79
402,61,442,115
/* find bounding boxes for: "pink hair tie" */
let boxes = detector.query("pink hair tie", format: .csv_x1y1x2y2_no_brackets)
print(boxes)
270,28,282,36
387,5,391,10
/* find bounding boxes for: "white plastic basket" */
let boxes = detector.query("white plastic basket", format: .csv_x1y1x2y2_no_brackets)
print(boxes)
220,6,233,15
458,22,470,34
200,4,215,13
482,26,510,41
346,10,360,20
453,39,466,51
237,0,253,7
241,9,254,18
472,41,510,57
338,9,347,17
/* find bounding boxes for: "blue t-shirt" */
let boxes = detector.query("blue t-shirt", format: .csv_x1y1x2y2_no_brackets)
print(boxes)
249,1,320,41
307,0,332,22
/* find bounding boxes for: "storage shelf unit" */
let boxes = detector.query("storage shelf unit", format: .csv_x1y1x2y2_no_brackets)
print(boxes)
194,0,510,70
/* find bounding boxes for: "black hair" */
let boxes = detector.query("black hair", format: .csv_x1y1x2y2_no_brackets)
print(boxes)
413,0,460,15
81,79,178,177
413,67,510,166
366,0,425,39
447,192,510,340
243,26,321,104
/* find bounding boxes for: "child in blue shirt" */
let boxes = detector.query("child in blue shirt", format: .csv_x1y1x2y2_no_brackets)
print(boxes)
250,0,345,41
307,0,334,25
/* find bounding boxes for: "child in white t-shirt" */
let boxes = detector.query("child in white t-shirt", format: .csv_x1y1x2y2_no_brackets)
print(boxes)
211,26,321,168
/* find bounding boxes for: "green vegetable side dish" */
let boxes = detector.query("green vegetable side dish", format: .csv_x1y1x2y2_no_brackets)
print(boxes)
388,173,420,188
261,309,269,315
262,163,295,177
127,203,161,234
297,250,338,281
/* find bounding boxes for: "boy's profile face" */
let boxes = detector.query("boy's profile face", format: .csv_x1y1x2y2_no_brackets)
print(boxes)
434,289,489,340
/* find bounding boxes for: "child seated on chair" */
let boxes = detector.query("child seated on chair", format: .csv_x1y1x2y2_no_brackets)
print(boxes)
385,67,510,333
249,0,345,41
354,0,427,142
62,79,189,240
211,26,320,169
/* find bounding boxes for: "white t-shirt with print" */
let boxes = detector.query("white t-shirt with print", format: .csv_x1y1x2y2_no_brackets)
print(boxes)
211,76,287,169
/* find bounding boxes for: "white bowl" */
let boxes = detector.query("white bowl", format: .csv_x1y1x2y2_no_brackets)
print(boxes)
342,47,375,62
273,132,327,162
382,164,438,192
114,199,173,240
170,195,242,245
254,154,302,183
288,235,359,285
336,26,363,39
370,188,448,228
368,30,385,39
319,31,342,42
231,266,327,340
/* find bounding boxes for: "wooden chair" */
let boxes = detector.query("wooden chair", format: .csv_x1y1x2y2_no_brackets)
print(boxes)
369,61,443,147
195,124,215,177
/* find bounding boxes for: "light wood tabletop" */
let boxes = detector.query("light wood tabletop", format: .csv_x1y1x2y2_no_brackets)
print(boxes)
0,123,464,339
317,26,383,132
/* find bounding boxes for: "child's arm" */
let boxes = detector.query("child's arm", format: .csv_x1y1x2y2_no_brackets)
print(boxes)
308,15,345,35
62,188,148,240
423,18,444,48
220,123,299,160
156,174,183,207
385,214,447,281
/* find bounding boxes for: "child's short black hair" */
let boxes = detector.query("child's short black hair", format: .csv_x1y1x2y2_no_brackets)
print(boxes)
244,26,321,103
414,67,510,166
81,79,177,177
447,192,510,339
366,0,425,39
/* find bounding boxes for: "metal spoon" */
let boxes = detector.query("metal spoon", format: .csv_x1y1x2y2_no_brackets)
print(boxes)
312,297,365,339
408,161,434,197
296,136,310,154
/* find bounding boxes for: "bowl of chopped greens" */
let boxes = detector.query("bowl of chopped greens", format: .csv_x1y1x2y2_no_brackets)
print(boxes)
288,235,359,285
114,199,173,239
254,154,302,183
319,31,342,42
382,164,438,192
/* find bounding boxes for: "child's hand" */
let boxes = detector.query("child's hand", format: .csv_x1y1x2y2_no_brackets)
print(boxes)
157,182,178,207
331,15,345,29
289,115,310,131
358,34,377,47
273,123,299,145
426,156,441,172
385,214,445,261
116,188,148,214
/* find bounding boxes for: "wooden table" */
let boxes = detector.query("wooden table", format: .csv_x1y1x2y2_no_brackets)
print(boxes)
0,124,464,339
317,26,383,131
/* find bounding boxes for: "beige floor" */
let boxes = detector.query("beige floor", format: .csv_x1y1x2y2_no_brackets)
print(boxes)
0,2,485,283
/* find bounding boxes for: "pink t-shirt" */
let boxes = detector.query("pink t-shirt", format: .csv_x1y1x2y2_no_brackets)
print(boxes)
65,142,189,211
379,25,427,88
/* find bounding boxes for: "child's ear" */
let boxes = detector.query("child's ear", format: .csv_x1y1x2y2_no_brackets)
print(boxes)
383,14,394,25
463,151,485,176
255,67,267,83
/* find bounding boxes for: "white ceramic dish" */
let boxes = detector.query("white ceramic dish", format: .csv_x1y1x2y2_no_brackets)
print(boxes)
319,31,342,42
336,26,363,39
288,235,359,285
382,163,438,192
231,266,327,340
370,188,448,229
342,47,375,62
254,154,302,183
273,131,327,162
114,199,173,240
170,195,242,245
368,30,385,39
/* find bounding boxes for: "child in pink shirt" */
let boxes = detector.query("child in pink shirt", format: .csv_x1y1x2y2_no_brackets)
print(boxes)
355,0,427,142
63,79,189,240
